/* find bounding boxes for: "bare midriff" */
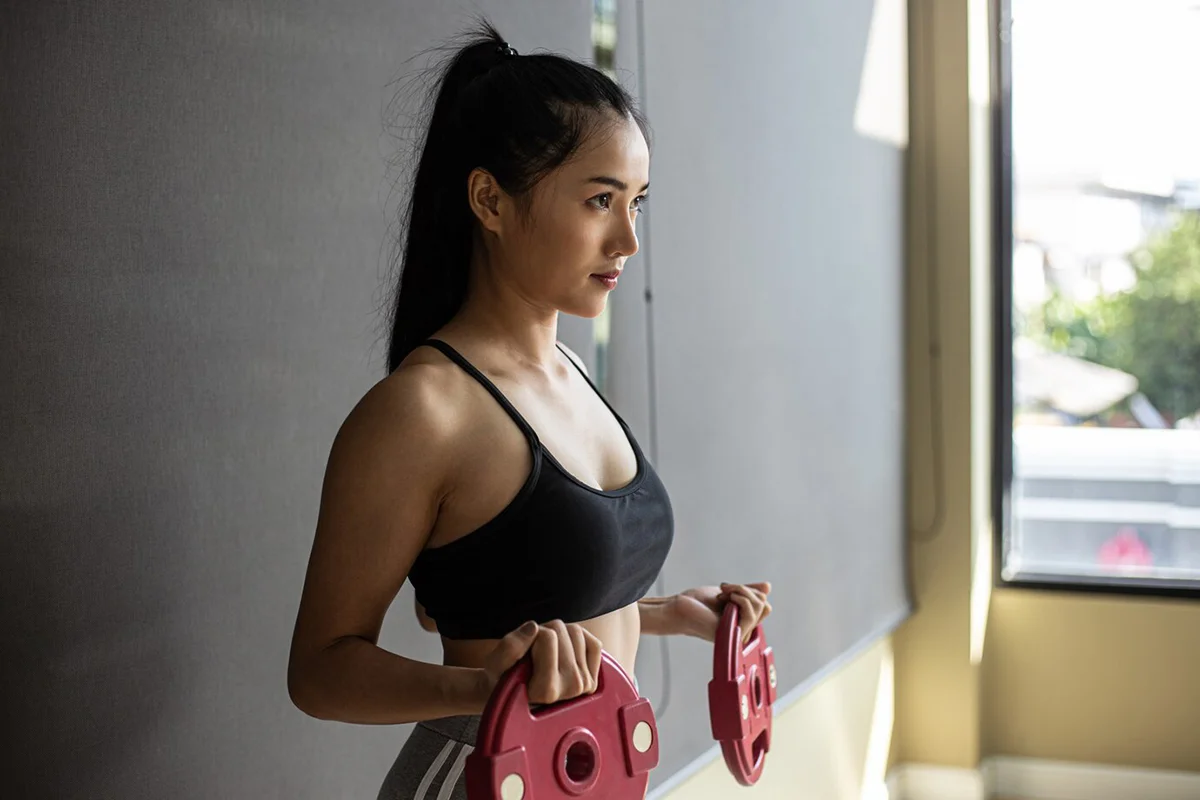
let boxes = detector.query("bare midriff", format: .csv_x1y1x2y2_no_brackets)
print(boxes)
439,603,642,676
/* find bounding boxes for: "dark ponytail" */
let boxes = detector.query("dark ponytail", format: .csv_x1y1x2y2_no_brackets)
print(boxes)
384,20,649,372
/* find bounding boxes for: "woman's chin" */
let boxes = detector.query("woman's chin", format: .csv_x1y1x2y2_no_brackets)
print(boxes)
561,294,610,319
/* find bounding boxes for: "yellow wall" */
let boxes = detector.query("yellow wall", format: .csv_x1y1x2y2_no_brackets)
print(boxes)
984,590,1200,772
891,0,984,771
896,0,1200,780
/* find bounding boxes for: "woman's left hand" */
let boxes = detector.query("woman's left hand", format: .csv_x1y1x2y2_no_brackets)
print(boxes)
669,582,772,644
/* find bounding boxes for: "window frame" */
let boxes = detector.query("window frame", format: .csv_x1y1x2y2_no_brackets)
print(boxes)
989,0,1200,600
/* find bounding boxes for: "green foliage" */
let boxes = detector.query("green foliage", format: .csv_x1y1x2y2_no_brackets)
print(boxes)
1034,212,1200,421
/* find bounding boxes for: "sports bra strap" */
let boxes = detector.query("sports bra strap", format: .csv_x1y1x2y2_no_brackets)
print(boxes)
419,339,540,443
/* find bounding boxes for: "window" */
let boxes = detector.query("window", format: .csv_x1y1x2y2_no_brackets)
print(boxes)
592,0,618,394
995,0,1200,594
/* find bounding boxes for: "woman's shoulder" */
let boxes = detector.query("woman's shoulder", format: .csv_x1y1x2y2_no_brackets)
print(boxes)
332,350,473,463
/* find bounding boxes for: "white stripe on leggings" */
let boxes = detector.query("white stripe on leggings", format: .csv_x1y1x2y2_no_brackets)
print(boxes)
414,740,457,800
436,743,474,800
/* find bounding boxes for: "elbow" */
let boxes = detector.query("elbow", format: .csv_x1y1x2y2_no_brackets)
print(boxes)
287,657,329,720
287,669,314,717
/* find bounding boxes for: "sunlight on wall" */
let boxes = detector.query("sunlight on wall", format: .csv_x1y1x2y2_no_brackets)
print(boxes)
860,646,896,800
968,0,994,668
854,0,909,148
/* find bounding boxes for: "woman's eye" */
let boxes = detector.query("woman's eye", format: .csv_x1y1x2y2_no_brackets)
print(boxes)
590,193,649,213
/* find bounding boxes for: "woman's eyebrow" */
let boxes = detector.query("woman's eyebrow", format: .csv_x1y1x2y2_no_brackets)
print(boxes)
585,176,651,192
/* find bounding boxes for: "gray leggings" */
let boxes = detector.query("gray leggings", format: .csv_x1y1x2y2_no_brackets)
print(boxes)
377,715,481,800
377,678,640,799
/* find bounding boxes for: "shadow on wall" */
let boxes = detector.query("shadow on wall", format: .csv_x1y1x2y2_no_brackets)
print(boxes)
0,491,187,797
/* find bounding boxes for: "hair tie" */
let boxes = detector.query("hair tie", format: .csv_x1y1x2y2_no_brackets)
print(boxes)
496,42,519,57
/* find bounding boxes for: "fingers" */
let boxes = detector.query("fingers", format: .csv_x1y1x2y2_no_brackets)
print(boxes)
583,627,603,693
414,598,439,633
722,582,770,601
722,583,772,614
553,621,587,697
528,620,594,705
728,592,757,643
527,623,560,704
569,624,601,695
721,583,774,642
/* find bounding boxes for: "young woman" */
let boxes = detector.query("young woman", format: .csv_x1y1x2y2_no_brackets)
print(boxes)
286,23,772,799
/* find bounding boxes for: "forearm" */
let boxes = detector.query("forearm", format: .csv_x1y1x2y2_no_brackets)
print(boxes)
289,636,486,724
637,595,685,637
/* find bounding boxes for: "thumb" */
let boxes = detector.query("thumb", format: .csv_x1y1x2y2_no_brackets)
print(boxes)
507,620,539,648
491,621,539,669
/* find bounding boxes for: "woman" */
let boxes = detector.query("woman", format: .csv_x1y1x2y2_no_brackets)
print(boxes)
286,22,772,799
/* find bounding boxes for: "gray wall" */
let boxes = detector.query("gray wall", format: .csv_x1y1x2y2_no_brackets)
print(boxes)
1,0,908,796
0,2,590,797
613,0,911,789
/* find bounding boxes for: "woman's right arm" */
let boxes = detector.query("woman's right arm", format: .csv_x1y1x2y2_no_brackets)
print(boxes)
286,365,491,724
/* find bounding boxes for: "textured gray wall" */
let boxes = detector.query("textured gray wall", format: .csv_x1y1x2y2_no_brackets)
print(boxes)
0,2,590,797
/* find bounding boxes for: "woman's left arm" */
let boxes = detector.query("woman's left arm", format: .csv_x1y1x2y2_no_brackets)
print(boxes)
635,595,677,636
638,582,772,644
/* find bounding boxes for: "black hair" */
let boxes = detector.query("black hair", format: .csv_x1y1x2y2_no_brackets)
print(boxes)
383,20,649,372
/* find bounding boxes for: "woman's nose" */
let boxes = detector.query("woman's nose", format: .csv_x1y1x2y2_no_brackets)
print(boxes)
609,215,640,258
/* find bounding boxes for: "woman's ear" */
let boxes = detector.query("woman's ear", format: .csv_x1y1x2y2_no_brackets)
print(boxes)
466,168,507,235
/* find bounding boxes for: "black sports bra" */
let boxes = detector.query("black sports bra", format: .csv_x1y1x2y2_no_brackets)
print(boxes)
406,339,674,640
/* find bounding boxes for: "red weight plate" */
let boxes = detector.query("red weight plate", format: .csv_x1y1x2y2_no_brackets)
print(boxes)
708,602,774,786
465,651,658,799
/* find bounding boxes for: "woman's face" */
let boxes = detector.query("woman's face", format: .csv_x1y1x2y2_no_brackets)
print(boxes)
482,115,651,319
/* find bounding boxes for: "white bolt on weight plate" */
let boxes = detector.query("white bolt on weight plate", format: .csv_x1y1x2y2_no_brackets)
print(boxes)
500,773,525,800
632,720,653,753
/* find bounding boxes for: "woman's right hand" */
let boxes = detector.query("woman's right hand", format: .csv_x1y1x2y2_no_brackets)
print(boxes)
481,620,603,706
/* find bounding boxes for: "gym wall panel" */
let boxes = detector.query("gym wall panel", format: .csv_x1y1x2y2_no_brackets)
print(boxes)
605,0,912,789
